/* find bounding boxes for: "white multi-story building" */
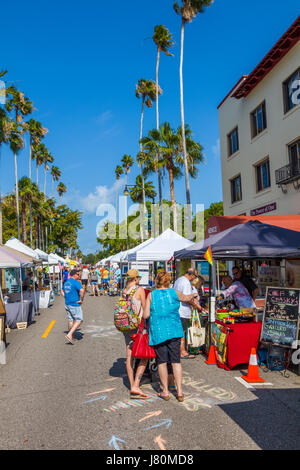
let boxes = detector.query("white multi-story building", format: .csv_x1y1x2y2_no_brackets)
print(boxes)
218,17,300,217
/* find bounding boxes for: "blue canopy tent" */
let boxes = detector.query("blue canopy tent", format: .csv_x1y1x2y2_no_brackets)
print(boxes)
174,221,300,260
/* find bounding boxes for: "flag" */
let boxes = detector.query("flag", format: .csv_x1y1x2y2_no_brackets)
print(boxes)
204,246,213,265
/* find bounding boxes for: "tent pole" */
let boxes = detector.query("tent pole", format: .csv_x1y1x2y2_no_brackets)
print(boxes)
20,267,24,323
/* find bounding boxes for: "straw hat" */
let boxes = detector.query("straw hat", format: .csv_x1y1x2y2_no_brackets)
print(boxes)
127,269,141,279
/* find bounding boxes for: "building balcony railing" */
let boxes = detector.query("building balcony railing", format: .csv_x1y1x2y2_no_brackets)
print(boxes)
275,160,300,186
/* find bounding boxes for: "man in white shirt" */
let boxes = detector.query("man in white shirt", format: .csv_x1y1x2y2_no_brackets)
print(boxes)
174,268,198,359
81,265,90,292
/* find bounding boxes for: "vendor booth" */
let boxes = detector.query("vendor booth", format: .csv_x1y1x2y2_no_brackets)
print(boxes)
5,239,56,309
0,245,39,329
175,220,300,373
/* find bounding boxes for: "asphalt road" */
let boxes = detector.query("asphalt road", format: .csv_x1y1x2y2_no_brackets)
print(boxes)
0,292,299,450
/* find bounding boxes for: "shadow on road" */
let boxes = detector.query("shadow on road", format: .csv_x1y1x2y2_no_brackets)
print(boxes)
219,388,300,450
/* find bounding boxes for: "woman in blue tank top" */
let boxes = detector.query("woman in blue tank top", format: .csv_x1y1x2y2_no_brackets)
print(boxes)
143,271,195,402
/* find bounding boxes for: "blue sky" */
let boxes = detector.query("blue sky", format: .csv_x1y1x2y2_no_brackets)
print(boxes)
0,1,299,253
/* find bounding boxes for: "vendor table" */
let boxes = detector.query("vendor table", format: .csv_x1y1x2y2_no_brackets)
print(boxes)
215,320,262,370
5,300,35,329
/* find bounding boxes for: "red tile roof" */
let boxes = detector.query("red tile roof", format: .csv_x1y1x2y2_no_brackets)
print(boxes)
218,16,300,107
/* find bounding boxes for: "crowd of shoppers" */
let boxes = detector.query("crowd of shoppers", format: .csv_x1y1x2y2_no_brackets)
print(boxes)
119,265,257,403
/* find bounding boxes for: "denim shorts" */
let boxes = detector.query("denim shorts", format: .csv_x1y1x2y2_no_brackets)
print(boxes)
65,305,83,322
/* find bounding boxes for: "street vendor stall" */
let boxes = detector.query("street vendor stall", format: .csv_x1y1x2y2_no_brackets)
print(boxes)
0,245,39,329
174,220,300,371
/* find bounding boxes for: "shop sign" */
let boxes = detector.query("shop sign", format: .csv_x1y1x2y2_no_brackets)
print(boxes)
207,226,218,236
261,287,300,348
250,202,277,216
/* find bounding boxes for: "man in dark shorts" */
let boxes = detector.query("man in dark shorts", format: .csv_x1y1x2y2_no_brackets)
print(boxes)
81,265,90,292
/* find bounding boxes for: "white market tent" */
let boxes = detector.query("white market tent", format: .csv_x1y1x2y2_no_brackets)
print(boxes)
35,248,51,263
0,245,36,268
127,228,194,262
108,251,128,263
49,253,66,265
120,238,154,262
5,238,41,262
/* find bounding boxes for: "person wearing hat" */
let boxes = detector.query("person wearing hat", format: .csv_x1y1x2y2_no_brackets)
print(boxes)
122,268,149,399
61,269,85,344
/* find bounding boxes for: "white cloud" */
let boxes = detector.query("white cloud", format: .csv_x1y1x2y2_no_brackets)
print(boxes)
80,177,125,213
96,110,113,125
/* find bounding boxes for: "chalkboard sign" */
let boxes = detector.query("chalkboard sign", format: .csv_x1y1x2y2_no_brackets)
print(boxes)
261,287,300,348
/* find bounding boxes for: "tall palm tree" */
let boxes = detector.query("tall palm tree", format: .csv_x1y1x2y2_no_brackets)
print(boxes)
141,122,204,232
0,109,13,244
9,124,24,240
115,165,124,223
22,119,47,247
121,154,134,187
5,85,33,239
44,151,54,198
51,165,61,197
135,78,160,240
25,118,48,180
32,142,47,188
153,25,174,218
57,182,67,198
173,0,213,215
129,175,157,239
18,177,38,244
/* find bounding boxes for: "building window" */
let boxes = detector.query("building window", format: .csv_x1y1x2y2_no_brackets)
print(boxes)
288,139,300,168
231,175,242,204
227,127,239,156
251,101,267,138
255,159,271,192
283,68,300,114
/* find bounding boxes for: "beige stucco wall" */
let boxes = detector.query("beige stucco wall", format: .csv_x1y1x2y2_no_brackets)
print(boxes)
219,41,300,216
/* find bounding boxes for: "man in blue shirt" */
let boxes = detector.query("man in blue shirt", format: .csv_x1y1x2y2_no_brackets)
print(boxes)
61,270,84,344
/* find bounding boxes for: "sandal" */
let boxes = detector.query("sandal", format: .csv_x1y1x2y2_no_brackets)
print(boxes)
158,393,170,401
176,394,184,402
130,391,150,399
181,354,195,359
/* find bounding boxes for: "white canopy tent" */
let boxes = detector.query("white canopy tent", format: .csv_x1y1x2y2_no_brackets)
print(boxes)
49,253,66,265
120,238,154,262
127,228,194,262
5,238,41,262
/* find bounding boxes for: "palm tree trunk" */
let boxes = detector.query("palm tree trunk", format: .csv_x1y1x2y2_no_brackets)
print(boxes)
139,98,146,241
44,166,47,199
29,203,33,248
168,166,177,232
52,176,54,198
29,139,32,180
156,47,163,233
21,200,27,244
14,152,20,240
0,191,2,245
0,143,2,245
37,164,39,189
35,216,39,249
180,20,192,238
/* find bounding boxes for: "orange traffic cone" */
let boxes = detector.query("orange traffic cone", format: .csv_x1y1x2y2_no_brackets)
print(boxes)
205,345,217,365
242,348,265,383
